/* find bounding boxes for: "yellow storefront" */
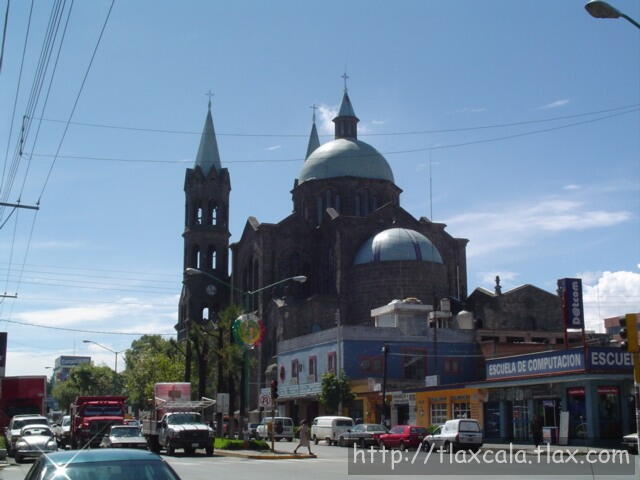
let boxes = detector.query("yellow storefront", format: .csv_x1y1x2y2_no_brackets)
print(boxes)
415,387,486,428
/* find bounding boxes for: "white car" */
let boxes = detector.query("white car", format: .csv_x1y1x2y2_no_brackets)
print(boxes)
13,425,58,463
422,419,483,452
311,416,354,446
53,415,71,448
256,417,294,441
5,415,49,457
621,432,638,454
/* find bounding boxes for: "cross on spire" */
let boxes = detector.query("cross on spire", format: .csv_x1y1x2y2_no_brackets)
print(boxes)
341,71,349,92
310,103,318,123
205,89,214,109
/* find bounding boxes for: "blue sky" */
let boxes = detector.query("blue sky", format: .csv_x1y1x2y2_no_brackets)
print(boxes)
0,0,638,375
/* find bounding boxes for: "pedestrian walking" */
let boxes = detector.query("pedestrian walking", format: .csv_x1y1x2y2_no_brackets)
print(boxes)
293,419,313,455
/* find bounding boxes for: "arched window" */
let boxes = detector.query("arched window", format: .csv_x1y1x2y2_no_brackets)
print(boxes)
202,307,210,322
191,246,200,269
196,204,204,225
197,248,204,269
209,201,218,226
208,247,217,270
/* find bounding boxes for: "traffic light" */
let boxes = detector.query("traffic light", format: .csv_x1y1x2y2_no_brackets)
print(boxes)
270,380,278,400
619,314,638,353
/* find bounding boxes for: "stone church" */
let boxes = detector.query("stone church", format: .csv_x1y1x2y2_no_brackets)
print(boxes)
176,87,470,408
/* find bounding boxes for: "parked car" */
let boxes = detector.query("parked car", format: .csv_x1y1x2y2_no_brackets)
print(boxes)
311,416,354,445
53,415,71,449
422,419,483,452
5,414,49,457
378,425,427,450
338,423,388,447
256,417,294,441
100,425,148,449
13,425,58,463
123,419,141,427
621,432,638,454
24,448,182,480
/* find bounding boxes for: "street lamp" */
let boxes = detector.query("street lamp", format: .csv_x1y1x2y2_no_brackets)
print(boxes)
82,340,123,373
185,267,307,440
585,1,640,28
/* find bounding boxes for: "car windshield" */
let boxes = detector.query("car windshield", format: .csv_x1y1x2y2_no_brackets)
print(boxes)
13,419,47,430
62,417,71,427
166,413,200,425
459,421,480,432
111,427,142,437
389,426,404,434
23,427,52,437
38,459,179,480
84,406,123,416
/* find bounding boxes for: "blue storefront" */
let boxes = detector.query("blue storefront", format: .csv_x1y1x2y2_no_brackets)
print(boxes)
468,347,635,446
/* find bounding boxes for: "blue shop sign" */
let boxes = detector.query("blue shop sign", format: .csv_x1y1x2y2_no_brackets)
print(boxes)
587,347,633,371
486,349,585,380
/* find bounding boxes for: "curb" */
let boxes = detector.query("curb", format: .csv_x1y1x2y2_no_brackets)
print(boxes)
215,449,316,460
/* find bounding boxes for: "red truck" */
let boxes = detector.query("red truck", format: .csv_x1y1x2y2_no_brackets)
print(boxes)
0,376,47,430
69,396,127,449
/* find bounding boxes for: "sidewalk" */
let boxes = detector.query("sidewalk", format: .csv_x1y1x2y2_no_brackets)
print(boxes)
481,443,624,455
214,448,316,460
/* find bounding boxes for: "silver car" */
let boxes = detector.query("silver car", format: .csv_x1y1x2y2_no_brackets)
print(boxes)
99,425,148,449
14,425,58,463
422,419,483,452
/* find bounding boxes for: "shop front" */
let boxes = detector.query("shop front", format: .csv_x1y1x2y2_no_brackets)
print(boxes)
470,347,635,446
414,387,485,428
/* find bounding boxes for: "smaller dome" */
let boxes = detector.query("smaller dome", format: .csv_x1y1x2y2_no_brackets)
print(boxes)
354,228,443,265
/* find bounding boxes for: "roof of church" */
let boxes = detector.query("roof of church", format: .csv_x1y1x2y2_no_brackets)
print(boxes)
354,228,443,265
194,105,221,175
298,138,394,184
305,121,320,160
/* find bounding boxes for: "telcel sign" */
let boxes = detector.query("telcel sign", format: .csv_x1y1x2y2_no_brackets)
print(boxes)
558,278,584,329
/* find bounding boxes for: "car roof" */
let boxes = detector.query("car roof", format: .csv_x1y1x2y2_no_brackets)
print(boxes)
42,448,162,464
13,415,47,420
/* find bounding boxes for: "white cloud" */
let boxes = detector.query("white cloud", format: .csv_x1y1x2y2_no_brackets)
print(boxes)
444,197,632,258
582,270,640,332
266,145,281,151
448,107,487,114
317,104,338,134
371,120,386,125
537,99,570,110
563,184,581,190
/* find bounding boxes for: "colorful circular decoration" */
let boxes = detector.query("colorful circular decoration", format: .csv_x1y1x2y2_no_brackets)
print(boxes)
232,313,265,348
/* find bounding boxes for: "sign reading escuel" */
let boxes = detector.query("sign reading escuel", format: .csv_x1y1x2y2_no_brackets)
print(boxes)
558,277,584,329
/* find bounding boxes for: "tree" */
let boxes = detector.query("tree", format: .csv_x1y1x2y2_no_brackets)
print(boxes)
122,335,184,412
319,372,354,415
52,363,121,412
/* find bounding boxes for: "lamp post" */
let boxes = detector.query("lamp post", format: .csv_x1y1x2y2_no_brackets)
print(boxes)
380,344,389,427
82,340,123,374
585,1,640,28
185,267,307,440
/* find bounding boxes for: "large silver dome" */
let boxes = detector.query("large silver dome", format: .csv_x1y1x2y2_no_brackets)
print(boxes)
298,138,394,185
354,228,443,265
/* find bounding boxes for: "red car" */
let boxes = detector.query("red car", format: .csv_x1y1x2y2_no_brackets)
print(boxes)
377,425,427,450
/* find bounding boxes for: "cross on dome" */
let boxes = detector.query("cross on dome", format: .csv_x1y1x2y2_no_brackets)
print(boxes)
205,89,214,109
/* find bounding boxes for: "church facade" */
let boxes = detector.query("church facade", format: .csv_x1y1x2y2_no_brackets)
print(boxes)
176,87,469,409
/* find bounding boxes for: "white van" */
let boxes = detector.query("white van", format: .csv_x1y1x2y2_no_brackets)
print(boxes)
256,416,294,441
311,416,354,445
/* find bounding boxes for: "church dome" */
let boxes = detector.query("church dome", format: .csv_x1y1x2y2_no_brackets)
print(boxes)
354,228,443,265
298,138,394,185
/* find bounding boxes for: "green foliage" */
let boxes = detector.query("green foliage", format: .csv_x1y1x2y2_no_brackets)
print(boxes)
121,335,184,412
214,437,269,450
319,372,355,415
0,435,6,449
52,363,122,412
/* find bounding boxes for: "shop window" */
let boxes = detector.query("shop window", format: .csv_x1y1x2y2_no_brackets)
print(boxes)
598,386,621,439
327,351,337,374
430,402,447,425
291,359,299,383
567,387,587,439
444,359,460,375
452,400,470,419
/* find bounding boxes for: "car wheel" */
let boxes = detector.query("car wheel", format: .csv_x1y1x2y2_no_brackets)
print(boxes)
378,440,385,450
400,442,406,451
444,442,452,453
313,435,318,445
359,438,365,449
15,454,22,463
206,445,213,456
185,447,194,455
338,437,345,447
167,443,175,456
422,441,431,452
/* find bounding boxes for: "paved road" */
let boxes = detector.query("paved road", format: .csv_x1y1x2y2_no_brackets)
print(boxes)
1,441,637,479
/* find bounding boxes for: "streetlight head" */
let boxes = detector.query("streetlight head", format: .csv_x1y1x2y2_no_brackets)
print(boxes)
585,1,621,19
185,268,202,276
292,275,307,283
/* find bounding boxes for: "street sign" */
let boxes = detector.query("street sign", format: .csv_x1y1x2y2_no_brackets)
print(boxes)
216,393,229,414
259,392,272,408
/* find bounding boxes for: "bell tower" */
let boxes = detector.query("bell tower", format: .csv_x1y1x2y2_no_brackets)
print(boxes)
177,98,231,373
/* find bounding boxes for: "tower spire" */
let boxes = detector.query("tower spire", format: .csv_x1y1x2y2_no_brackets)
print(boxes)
305,104,320,160
195,93,221,175
333,74,359,140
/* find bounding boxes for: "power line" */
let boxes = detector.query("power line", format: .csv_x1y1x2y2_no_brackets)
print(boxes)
0,266,181,285
0,261,181,278
1,317,176,336
0,0,9,74
26,107,640,166
32,103,640,138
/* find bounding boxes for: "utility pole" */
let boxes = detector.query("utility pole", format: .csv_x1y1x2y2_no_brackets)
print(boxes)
619,313,639,455
380,344,389,427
